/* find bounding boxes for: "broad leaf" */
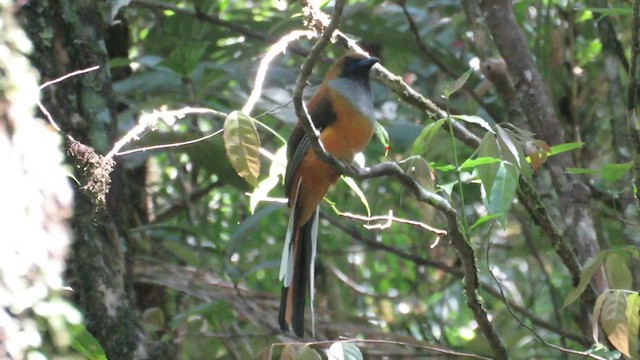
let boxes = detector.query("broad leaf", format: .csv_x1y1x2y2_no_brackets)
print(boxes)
326,342,363,360
224,111,261,186
401,156,436,192
605,252,632,290
601,291,631,357
470,214,500,232
459,156,501,170
476,133,501,198
444,68,473,98
452,114,495,134
296,345,322,360
626,293,640,357
563,254,604,308
549,141,584,156
70,323,107,360
602,162,633,183
486,162,518,226
412,118,446,156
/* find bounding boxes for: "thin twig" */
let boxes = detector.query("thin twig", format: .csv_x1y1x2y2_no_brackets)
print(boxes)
399,3,501,122
105,107,226,158
39,65,100,90
115,129,223,156
485,243,606,360
323,214,590,346
37,65,101,132
338,210,447,236
242,30,315,115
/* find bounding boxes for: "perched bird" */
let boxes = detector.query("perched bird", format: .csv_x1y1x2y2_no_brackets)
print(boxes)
279,53,379,337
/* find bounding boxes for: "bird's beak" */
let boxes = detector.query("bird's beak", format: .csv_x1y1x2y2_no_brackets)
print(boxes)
357,57,380,70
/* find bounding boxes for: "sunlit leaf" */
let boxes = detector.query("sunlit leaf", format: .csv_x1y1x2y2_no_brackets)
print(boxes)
548,141,584,156
326,342,363,360
601,291,630,357
70,323,107,360
224,111,261,186
451,114,494,134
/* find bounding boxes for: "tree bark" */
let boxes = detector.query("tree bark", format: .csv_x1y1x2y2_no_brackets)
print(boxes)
20,1,145,358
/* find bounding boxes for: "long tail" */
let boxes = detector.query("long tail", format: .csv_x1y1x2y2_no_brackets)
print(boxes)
278,184,318,337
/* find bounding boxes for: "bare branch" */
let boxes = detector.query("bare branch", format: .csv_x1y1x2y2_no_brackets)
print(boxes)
242,30,315,115
338,209,447,236
105,107,226,159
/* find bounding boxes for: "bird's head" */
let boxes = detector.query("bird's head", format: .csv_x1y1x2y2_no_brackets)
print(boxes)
324,52,379,82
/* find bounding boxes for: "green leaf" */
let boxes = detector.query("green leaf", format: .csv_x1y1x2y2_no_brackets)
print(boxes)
496,126,529,180
584,8,633,17
601,291,631,357
566,167,599,175
223,111,261,186
548,141,584,156
476,133,501,198
443,68,473,98
411,118,446,156
70,323,107,360
296,345,322,360
626,293,640,357
566,162,633,184
163,42,210,77
605,252,632,290
342,176,371,217
470,214,500,232
486,162,518,226
451,115,495,134
564,255,605,308
459,156,502,170
577,39,603,66
401,156,436,192
602,162,634,183
326,342,363,360
374,122,390,156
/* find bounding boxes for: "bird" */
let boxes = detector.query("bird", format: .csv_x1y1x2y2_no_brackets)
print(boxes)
278,52,379,337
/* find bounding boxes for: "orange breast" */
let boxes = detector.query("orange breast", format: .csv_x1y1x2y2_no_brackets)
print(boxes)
320,88,375,161
289,86,375,226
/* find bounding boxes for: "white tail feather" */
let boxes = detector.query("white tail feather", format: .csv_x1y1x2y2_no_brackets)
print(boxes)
279,177,303,286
